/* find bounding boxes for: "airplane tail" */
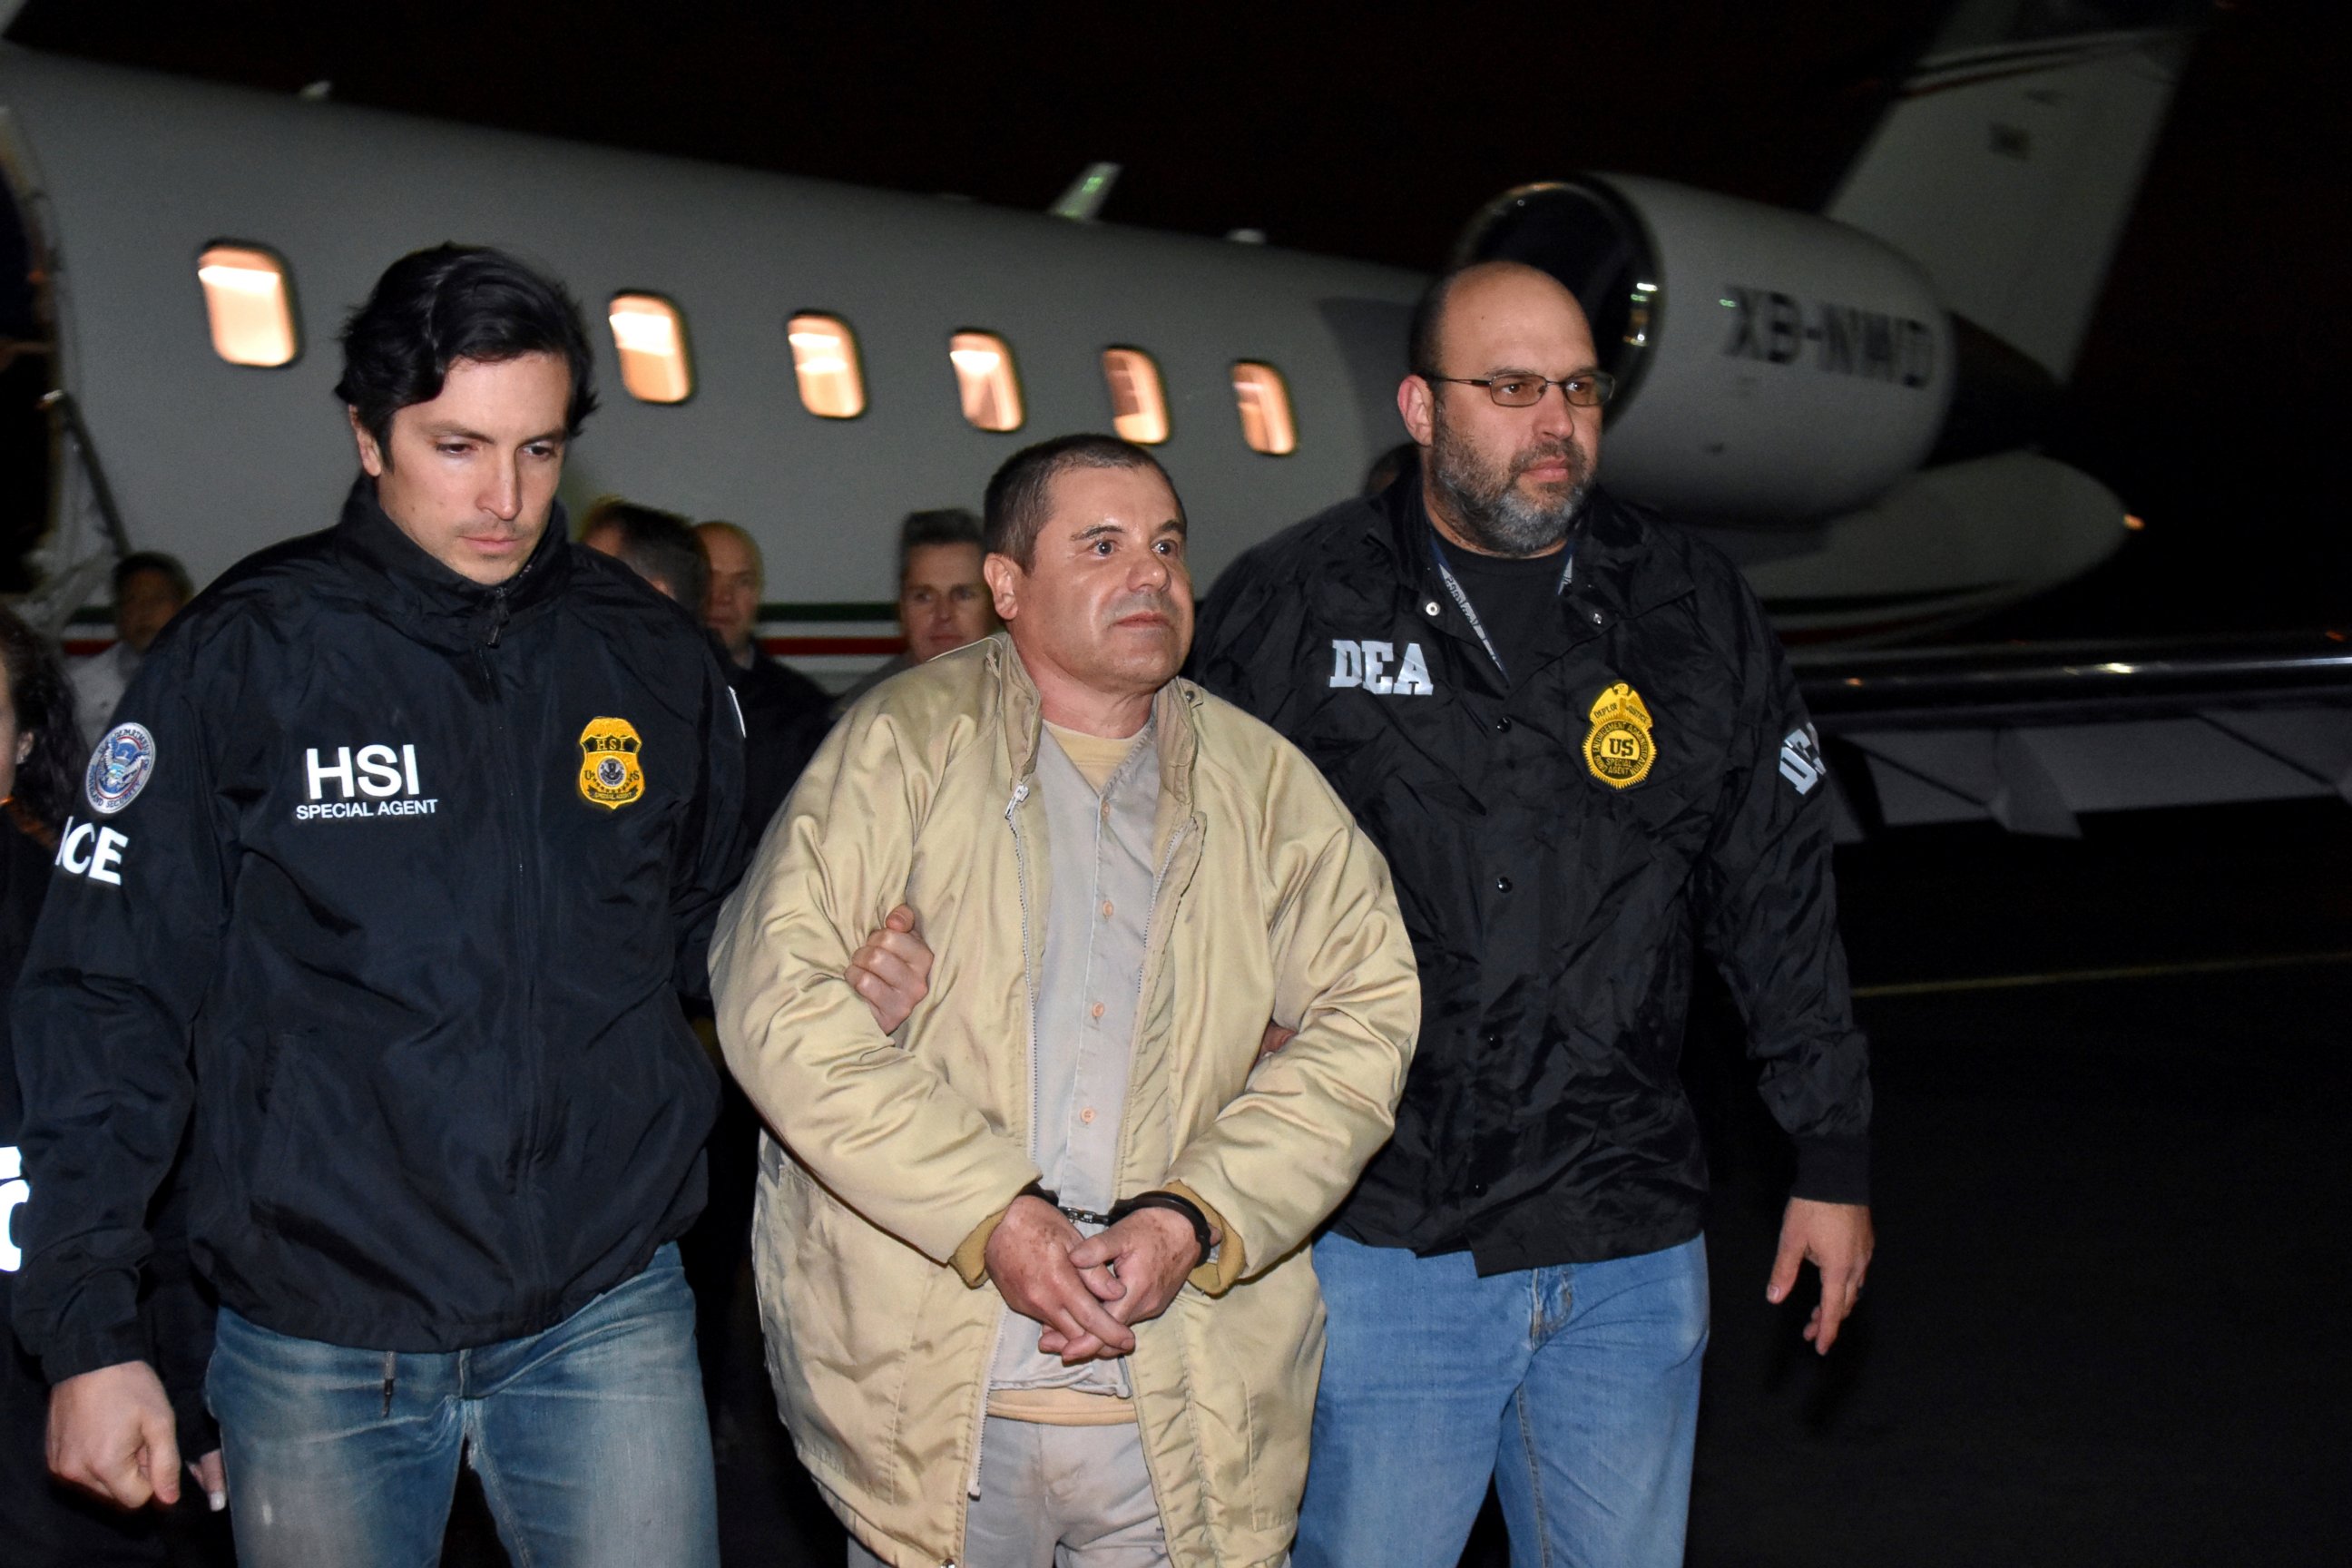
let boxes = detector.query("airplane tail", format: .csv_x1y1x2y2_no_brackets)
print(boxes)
1825,0,2209,381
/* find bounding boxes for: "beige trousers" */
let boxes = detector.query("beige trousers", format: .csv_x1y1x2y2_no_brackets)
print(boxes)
848,1416,1167,1568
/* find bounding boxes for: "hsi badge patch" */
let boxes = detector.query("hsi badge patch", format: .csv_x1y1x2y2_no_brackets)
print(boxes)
85,722,157,815
1583,682,1656,789
576,717,644,809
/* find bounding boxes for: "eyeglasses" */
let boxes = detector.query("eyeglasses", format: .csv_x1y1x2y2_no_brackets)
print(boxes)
1417,369,1617,409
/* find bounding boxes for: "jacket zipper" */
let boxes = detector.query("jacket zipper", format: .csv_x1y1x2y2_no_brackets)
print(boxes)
1006,780,1042,1187
477,585,549,1318
963,778,1038,1514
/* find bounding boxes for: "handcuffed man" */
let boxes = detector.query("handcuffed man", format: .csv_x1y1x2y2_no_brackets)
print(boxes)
711,434,1420,1568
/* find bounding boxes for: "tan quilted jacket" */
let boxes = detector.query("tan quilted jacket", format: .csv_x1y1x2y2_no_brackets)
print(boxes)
710,632,1418,1567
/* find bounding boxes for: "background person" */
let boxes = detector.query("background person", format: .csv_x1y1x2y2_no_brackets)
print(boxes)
693,519,830,836
1191,261,1875,1568
68,553,191,750
1360,441,1416,497
697,517,765,671
0,608,81,846
831,505,1000,713
580,497,708,606
710,435,1419,1568
11,245,743,1568
0,606,225,1565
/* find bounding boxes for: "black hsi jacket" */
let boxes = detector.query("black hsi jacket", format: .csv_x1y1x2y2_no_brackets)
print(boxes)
11,479,745,1382
1191,468,1870,1271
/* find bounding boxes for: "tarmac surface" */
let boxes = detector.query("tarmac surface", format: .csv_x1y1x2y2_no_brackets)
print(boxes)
430,797,2350,1566
1672,799,2351,1567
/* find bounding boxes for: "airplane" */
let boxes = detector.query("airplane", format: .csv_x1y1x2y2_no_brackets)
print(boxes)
1,0,2345,836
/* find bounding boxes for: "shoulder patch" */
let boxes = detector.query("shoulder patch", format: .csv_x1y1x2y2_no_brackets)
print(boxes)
85,722,158,815
1779,723,1825,795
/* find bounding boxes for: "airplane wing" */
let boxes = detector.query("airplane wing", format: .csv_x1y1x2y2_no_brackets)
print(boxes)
1798,633,2352,840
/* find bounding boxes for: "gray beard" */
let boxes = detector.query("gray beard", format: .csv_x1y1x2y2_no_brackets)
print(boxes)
1427,410,1591,556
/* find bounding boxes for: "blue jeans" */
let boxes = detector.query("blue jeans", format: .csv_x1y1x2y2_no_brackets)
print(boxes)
207,1242,718,1568
1293,1231,1709,1568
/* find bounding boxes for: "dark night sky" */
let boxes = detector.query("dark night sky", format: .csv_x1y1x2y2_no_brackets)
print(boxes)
11,0,2348,635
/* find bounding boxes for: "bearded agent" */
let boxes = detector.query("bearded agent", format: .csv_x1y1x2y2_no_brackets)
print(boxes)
1191,260,1877,1568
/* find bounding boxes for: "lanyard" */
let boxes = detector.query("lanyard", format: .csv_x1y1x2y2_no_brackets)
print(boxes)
1426,534,1577,684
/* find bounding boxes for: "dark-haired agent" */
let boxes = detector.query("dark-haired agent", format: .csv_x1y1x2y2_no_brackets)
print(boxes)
8,245,747,1567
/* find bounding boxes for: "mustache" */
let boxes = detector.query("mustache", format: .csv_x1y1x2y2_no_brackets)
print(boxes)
1109,591,1178,621
1513,441,1586,479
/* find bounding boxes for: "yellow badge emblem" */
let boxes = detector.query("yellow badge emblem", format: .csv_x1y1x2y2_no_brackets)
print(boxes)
577,717,645,809
1583,681,1656,789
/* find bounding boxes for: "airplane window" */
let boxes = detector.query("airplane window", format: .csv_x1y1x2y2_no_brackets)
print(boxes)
949,331,1024,433
1232,361,1297,455
1102,348,1169,444
608,293,692,404
787,312,866,417
196,244,298,368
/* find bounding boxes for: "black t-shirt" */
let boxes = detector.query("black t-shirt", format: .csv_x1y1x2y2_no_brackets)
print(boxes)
1436,537,1569,689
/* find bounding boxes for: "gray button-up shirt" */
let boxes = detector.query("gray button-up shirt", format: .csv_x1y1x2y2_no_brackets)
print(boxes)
988,723,1161,1395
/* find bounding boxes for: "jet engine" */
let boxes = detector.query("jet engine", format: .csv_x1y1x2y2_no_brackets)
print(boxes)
1456,176,1955,523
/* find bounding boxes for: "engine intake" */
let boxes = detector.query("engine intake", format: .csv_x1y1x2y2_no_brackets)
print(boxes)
1456,176,1956,522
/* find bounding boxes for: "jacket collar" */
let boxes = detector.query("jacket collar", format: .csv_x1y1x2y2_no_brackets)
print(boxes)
1374,454,1694,627
1568,485,1695,623
987,631,1201,814
330,475,574,648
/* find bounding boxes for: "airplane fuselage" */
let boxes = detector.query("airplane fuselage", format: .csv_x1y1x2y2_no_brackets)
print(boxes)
0,38,2163,659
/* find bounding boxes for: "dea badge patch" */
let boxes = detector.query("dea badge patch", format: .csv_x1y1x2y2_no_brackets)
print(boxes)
1583,681,1656,789
85,722,158,815
577,717,645,809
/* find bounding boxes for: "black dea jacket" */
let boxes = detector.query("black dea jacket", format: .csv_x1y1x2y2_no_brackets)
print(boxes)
11,480,744,1380
1191,467,1870,1270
